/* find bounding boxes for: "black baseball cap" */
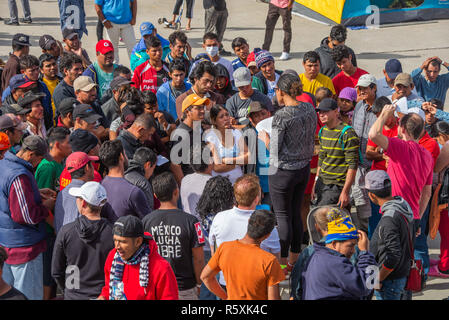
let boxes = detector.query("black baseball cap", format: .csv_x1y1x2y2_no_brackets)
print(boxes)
17,91,46,108
12,33,31,46
21,135,50,159
113,216,151,239
316,98,338,112
62,28,78,40
59,97,79,117
110,76,134,91
72,104,102,124
69,129,99,154
39,35,56,50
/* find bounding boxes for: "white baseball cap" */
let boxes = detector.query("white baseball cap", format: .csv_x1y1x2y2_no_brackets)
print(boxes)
406,107,425,121
69,181,108,207
356,74,377,88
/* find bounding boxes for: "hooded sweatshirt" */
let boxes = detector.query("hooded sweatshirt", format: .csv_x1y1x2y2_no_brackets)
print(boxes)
214,63,237,100
369,196,414,280
51,216,114,300
301,242,376,300
314,37,358,79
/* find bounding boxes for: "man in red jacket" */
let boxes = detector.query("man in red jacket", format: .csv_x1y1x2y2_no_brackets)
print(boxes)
98,215,178,300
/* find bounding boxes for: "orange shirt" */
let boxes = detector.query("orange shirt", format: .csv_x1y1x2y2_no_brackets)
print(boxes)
208,240,285,300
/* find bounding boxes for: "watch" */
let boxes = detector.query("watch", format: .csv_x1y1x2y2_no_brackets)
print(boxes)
102,19,108,24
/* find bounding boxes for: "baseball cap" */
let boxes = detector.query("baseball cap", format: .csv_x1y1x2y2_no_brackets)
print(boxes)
69,181,107,207
181,94,210,113
12,33,31,46
247,101,267,116
21,135,48,157
316,98,338,112
0,114,27,131
17,91,46,108
356,74,377,88
360,170,391,192
69,129,99,153
66,151,99,173
338,87,357,102
406,107,426,121
233,67,252,88
73,76,98,92
9,74,35,91
72,104,102,124
394,73,413,87
96,40,114,55
140,22,155,37
385,59,402,80
0,132,11,151
39,35,56,50
113,215,151,239
59,97,79,117
110,76,134,91
62,28,78,40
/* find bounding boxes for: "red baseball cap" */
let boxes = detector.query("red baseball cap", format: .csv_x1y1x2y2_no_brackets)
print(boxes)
66,152,99,173
96,40,114,55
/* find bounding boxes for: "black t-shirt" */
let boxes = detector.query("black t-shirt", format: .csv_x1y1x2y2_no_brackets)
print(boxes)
171,122,199,176
0,287,28,300
142,208,205,291
203,0,226,11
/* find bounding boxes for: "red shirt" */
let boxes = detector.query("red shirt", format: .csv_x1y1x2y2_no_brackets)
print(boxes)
419,132,440,167
367,123,398,171
100,238,179,300
332,68,368,96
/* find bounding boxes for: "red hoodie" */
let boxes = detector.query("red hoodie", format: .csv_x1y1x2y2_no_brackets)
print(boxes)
100,237,179,300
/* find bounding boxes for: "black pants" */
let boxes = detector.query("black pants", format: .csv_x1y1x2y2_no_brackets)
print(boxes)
262,3,292,53
173,0,194,19
268,165,310,258
97,18,104,42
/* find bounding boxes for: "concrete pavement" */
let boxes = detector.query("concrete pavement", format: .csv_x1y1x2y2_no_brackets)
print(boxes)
1,0,449,299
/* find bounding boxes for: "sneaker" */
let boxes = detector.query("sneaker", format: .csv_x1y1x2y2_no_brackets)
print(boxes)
430,258,440,266
19,17,32,24
219,48,232,56
4,19,19,26
279,52,290,61
428,264,449,278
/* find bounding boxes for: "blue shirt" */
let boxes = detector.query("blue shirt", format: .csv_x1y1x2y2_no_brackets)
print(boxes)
411,66,449,104
95,0,133,24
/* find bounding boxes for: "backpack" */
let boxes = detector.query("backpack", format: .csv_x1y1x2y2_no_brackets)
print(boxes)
318,125,363,165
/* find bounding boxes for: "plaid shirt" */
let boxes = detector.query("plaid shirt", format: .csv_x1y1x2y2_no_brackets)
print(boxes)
352,100,377,169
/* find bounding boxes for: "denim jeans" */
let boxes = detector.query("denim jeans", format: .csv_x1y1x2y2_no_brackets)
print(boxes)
8,0,31,22
199,250,217,300
2,253,43,300
414,204,430,278
375,277,407,300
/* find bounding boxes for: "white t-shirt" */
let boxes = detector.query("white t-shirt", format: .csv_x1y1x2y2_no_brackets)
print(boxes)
180,172,212,221
266,73,280,100
255,116,273,136
204,128,243,184
213,57,234,81
209,206,281,285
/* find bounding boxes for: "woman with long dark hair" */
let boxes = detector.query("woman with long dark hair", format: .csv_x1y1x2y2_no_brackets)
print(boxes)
269,73,317,270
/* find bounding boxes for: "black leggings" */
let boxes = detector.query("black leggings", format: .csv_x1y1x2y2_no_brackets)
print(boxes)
268,165,310,258
173,0,194,19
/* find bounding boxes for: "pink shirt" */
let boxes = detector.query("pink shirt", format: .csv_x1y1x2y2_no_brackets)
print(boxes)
385,137,433,219
270,0,290,8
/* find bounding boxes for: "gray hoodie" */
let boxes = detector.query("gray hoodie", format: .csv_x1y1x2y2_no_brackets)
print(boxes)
369,196,414,280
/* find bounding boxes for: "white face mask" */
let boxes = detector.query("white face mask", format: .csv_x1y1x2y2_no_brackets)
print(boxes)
206,46,219,57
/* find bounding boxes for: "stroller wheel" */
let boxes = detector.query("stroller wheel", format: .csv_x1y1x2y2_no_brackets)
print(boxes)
175,22,181,30
158,17,165,24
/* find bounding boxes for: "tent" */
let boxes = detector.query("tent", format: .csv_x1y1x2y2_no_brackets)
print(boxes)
292,0,449,27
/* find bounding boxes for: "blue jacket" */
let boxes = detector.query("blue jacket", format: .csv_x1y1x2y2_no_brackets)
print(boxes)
301,242,376,300
0,151,47,248
156,80,191,121
2,80,53,129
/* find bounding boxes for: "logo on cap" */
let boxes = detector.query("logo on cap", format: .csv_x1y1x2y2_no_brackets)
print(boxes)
19,36,26,42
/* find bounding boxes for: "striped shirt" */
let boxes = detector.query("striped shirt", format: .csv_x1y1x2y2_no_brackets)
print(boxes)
318,123,360,186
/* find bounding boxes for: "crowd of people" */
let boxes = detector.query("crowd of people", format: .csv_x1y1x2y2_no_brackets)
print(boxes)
0,0,449,302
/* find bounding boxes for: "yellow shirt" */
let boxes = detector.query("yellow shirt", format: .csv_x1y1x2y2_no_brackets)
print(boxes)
299,73,336,95
42,77,60,124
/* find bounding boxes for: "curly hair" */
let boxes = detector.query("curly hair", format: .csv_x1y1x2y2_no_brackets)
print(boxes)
196,176,234,220
330,45,351,63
